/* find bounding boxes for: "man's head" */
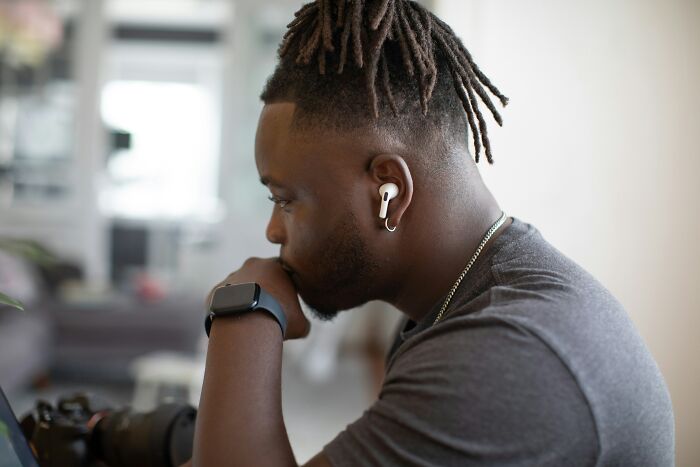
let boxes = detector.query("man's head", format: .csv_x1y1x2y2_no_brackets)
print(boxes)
255,0,507,319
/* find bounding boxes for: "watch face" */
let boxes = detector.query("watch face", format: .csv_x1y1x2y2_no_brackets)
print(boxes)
210,283,260,313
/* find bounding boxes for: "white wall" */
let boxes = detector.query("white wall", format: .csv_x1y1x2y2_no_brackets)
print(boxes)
435,0,700,464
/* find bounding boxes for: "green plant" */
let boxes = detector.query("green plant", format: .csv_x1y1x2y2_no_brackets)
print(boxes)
0,238,56,311
0,291,22,310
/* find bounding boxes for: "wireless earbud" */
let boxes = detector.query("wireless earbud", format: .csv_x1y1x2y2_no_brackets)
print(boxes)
378,183,399,219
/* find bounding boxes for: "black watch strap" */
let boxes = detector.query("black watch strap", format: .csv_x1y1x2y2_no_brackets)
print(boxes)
204,286,287,338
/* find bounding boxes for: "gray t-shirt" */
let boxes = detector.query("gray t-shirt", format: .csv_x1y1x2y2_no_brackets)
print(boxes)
323,217,674,466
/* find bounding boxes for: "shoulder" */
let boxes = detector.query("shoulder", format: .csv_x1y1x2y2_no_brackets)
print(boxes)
386,316,595,435
325,317,599,466
387,315,591,411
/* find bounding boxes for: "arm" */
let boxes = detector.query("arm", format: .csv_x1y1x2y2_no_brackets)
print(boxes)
192,312,293,466
189,258,331,467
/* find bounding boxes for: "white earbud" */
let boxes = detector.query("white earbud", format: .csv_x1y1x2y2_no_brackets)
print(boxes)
378,183,399,219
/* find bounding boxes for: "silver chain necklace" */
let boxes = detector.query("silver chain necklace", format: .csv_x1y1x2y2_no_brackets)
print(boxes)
432,212,508,326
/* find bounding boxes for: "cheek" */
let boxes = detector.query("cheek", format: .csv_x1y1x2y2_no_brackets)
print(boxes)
285,200,351,265
285,178,372,253
283,206,327,262
287,225,317,259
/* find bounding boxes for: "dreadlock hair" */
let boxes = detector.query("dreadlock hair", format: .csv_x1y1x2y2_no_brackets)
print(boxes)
261,0,508,165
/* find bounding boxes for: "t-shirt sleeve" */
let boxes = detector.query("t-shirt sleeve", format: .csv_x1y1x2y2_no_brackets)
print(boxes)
322,317,598,466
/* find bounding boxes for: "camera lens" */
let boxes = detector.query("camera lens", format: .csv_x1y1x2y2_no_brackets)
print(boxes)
93,403,196,467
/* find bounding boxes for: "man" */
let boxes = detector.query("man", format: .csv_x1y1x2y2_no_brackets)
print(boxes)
190,0,674,465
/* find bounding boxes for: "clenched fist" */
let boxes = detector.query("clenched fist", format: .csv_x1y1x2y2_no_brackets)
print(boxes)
206,257,310,340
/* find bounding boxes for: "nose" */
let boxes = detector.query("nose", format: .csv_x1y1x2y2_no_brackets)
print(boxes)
266,209,286,245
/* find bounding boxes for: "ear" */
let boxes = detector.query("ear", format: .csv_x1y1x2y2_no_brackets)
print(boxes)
368,154,414,229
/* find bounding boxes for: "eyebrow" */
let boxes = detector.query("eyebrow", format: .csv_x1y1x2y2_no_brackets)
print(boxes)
259,176,288,188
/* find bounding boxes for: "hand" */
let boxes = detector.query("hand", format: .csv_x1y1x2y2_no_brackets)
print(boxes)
207,257,310,340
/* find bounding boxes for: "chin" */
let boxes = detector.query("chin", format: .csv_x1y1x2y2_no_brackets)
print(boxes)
298,292,341,321
298,289,368,322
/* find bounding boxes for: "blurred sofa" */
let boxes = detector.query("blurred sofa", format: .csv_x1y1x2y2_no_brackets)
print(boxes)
49,294,203,380
0,250,203,394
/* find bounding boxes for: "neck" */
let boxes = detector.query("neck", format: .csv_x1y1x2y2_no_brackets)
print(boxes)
389,176,508,323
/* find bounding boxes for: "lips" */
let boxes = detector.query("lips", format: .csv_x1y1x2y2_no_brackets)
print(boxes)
279,258,295,275
279,259,302,289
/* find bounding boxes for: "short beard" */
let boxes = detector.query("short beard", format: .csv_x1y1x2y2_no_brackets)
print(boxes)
298,212,379,321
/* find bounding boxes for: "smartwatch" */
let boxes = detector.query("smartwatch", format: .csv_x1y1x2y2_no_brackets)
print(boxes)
205,282,287,338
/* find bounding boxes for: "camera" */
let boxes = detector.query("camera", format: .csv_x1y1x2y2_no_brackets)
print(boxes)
19,393,196,467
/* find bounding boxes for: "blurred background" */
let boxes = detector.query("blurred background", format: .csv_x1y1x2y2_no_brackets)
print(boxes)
0,0,697,465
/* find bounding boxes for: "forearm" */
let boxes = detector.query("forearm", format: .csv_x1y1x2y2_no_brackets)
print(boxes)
191,312,296,467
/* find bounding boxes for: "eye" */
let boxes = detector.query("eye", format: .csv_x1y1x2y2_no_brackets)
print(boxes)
268,195,291,210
